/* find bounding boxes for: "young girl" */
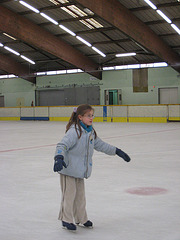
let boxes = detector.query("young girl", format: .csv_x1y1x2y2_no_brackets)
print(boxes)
53,104,131,231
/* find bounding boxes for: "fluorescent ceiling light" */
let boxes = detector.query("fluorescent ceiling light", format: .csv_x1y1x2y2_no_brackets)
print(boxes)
115,65,128,70
49,0,69,5
0,74,16,79
0,75,8,79
128,64,140,69
76,36,92,47
83,8,94,16
8,74,16,78
59,25,76,36
36,72,46,76
156,10,172,23
67,69,78,73
57,0,69,3
21,55,35,64
140,64,148,68
144,0,157,10
67,5,87,17
86,18,103,28
153,62,168,67
49,0,60,5
0,43,4,47
56,70,66,74
3,33,16,40
19,1,40,13
103,67,115,71
146,63,155,68
171,24,180,35
79,20,94,29
61,7,78,18
47,71,57,75
40,13,58,25
4,46,20,56
92,47,106,57
116,52,136,57
113,62,168,71
77,69,83,72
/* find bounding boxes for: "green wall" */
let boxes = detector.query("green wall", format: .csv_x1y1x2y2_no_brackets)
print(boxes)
0,78,35,107
0,67,179,107
101,67,180,104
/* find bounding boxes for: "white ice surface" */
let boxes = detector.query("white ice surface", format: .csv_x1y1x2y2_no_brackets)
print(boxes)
0,121,180,240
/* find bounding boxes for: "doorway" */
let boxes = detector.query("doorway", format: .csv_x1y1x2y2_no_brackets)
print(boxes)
0,96,4,107
105,89,122,105
159,88,178,104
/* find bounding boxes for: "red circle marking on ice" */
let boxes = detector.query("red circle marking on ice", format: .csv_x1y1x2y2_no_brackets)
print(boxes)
126,187,168,196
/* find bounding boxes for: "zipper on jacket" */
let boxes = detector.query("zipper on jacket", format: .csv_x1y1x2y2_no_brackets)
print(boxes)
85,132,91,178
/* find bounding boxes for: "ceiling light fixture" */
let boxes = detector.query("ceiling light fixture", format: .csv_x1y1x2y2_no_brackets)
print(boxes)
67,69,79,74
40,13,58,25
156,10,172,23
59,25,76,36
57,0,69,3
83,8,94,16
2,45,35,64
49,0,60,5
86,18,103,28
77,69,83,72
144,0,157,10
56,70,66,74
4,46,20,56
92,47,106,57
67,5,87,17
61,7,78,18
76,36,92,47
19,1,40,13
21,55,35,64
153,62,168,67
116,53,136,57
47,71,57,75
103,67,115,71
79,20,94,29
3,33,17,40
171,24,180,35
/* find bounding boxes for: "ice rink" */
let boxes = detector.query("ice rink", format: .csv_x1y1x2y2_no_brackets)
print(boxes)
0,121,180,240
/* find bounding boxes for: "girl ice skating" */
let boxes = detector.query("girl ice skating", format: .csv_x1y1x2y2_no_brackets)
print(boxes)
54,104,131,231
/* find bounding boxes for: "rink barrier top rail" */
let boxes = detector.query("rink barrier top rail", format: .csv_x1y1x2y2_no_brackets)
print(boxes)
0,104,180,123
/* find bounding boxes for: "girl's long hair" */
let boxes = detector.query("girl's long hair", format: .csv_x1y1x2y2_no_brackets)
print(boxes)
66,104,97,139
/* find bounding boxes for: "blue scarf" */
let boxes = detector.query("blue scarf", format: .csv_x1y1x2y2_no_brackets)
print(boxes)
80,121,93,132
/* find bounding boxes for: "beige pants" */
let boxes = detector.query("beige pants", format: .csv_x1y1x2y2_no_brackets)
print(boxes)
58,174,88,224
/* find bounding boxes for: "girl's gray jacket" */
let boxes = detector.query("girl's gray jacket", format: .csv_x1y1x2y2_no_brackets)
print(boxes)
54,125,116,179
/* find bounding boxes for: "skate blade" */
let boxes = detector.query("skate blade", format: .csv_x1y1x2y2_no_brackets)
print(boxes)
76,223,93,229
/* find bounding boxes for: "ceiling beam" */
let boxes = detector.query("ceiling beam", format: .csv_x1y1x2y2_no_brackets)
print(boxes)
0,5,101,79
0,53,36,83
75,0,180,73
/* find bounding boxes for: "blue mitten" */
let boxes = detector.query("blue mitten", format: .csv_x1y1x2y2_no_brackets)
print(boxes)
116,148,131,162
53,155,67,172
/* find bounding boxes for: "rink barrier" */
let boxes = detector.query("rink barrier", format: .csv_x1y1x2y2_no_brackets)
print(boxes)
0,104,180,122
168,105,180,121
20,117,49,121
128,117,167,123
0,117,20,121
168,117,180,121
